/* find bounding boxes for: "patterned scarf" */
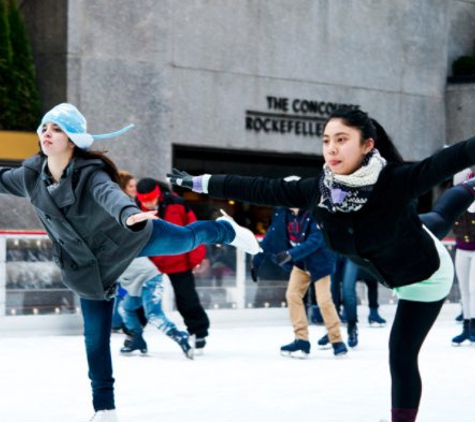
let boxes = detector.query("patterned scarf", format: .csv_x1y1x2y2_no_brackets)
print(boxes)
319,149,387,213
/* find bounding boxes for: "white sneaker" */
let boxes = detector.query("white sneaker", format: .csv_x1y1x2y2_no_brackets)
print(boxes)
217,209,262,255
89,409,118,422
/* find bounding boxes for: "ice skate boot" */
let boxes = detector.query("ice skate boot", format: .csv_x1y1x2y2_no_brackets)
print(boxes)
332,341,348,357
217,209,261,255
368,307,386,327
280,339,310,359
317,333,331,349
195,337,207,353
452,319,470,346
88,409,118,422
167,328,194,359
469,318,475,343
347,322,358,348
120,332,147,355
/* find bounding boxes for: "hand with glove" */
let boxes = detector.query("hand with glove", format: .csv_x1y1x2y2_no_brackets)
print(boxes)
273,250,292,267
166,168,210,193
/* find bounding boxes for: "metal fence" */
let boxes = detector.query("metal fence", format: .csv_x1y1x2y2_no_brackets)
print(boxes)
0,232,461,318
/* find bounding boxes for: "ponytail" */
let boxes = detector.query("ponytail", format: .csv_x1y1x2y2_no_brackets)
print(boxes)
325,108,404,164
370,118,404,164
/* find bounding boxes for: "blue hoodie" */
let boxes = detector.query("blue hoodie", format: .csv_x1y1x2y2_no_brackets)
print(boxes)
253,207,336,281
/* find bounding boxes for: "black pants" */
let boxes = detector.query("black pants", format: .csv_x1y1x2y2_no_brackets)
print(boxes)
168,270,210,338
389,298,444,409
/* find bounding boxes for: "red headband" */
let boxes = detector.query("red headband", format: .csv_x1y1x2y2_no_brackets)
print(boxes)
136,185,161,203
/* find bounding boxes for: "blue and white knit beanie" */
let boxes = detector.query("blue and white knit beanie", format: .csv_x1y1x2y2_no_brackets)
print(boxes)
37,103,134,150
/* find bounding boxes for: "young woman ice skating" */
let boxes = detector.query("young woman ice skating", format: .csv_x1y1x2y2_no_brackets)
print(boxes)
167,108,475,422
0,103,259,422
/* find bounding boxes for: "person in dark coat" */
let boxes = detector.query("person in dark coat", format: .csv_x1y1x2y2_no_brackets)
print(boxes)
168,107,475,422
136,178,210,350
252,206,347,357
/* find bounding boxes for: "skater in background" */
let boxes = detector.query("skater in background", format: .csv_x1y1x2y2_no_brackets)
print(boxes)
110,170,143,335
117,171,193,358
0,103,260,422
168,107,475,422
451,168,475,346
117,257,194,358
318,255,386,349
136,178,211,351
251,206,348,358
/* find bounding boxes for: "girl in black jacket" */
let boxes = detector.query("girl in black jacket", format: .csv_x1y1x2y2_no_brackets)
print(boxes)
168,108,475,422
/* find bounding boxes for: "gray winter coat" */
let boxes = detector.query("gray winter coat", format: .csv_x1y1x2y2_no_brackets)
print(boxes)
0,154,153,300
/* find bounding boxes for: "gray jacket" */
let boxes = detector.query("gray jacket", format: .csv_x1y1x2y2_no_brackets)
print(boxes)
0,154,153,300
118,257,160,297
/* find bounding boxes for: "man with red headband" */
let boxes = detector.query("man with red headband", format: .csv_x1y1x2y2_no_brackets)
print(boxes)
136,178,210,350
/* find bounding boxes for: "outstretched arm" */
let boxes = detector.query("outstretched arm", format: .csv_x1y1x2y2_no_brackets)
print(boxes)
167,169,321,210
0,167,29,197
419,183,475,239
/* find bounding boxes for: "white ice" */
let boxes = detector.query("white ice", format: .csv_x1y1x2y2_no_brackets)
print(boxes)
0,303,473,422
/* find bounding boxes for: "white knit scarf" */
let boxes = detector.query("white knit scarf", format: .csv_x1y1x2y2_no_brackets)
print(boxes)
319,149,387,213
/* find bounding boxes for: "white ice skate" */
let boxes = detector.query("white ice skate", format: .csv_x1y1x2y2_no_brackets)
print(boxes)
217,209,262,255
89,409,118,422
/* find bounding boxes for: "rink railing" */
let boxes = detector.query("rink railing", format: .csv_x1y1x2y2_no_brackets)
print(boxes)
0,231,290,318
0,231,459,318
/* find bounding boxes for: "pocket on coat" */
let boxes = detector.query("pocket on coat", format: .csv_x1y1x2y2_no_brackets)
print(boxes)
92,232,119,257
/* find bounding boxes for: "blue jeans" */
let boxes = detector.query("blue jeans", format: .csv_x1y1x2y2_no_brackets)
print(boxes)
80,219,233,410
139,219,234,257
341,259,358,324
111,286,127,330
331,255,358,324
80,298,115,411
120,274,176,335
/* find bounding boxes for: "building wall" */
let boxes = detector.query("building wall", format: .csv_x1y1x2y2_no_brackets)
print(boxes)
7,0,475,230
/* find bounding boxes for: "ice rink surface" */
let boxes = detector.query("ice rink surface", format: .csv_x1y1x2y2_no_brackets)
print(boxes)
0,303,473,422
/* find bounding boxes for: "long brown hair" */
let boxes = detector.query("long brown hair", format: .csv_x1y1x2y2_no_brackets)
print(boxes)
118,170,135,191
73,148,121,184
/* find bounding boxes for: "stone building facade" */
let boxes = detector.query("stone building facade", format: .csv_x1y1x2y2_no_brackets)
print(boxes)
5,0,475,228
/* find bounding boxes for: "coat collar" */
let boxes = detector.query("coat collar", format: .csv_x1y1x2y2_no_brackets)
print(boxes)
23,154,104,216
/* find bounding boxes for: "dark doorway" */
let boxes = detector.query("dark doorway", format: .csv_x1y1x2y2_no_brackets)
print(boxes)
172,145,324,234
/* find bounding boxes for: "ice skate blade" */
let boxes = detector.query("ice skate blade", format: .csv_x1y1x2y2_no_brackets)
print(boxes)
186,334,195,360
120,350,148,357
369,322,386,328
333,352,348,358
280,350,310,359
318,344,332,350
451,340,471,347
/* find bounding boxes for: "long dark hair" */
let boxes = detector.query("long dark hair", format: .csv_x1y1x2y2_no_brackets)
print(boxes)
74,148,121,183
324,108,404,164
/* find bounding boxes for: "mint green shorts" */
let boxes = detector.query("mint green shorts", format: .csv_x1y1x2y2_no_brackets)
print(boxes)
393,227,454,303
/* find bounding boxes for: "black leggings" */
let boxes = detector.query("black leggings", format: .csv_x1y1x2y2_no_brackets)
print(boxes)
389,184,474,409
389,298,444,408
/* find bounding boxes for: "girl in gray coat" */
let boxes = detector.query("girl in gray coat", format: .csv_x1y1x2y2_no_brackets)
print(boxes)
0,103,260,422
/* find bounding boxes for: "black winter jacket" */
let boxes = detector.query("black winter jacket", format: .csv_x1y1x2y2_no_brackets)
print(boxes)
207,137,475,288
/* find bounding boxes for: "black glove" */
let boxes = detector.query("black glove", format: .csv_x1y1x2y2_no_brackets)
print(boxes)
250,265,259,282
166,168,195,190
274,250,292,266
